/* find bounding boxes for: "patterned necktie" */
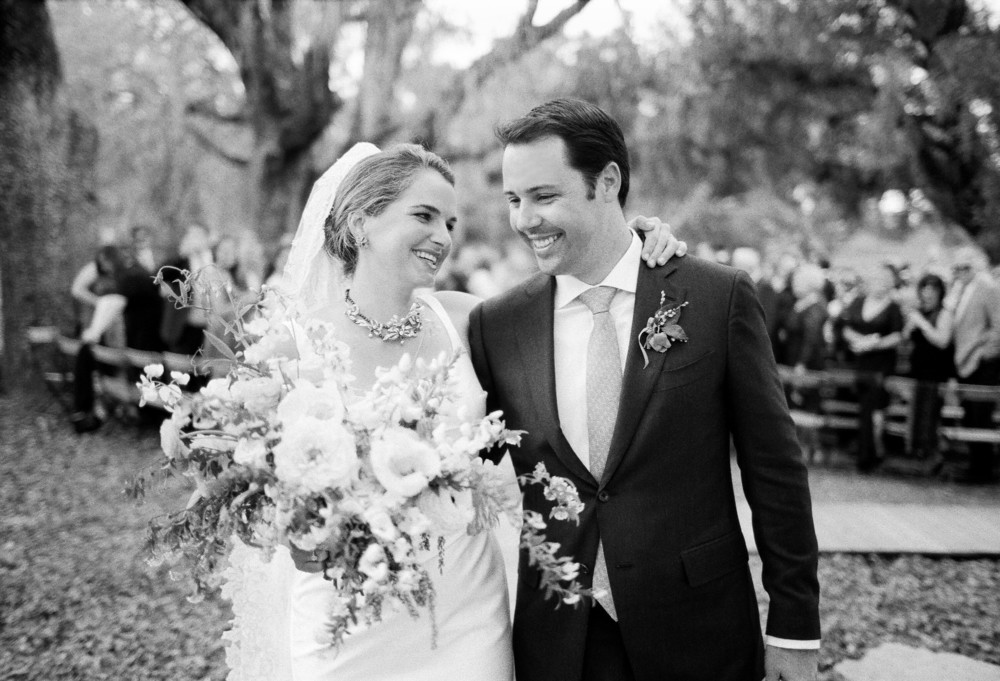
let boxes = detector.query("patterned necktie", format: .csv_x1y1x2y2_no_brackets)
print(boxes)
578,285,621,620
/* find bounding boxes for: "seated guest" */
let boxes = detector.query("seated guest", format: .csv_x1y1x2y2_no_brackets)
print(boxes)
841,263,904,471
71,252,164,433
904,273,955,460
71,244,124,338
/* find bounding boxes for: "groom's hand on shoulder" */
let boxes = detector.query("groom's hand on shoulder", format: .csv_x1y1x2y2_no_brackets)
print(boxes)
764,645,818,681
629,215,687,267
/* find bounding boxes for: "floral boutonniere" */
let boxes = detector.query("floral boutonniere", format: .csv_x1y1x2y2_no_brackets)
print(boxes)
638,291,689,368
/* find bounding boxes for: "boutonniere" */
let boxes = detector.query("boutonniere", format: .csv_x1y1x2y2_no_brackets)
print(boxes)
638,291,689,368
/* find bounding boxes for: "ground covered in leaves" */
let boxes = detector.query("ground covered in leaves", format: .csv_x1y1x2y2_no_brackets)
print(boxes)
1,393,998,680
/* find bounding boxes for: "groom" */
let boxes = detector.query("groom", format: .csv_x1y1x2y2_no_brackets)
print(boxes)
469,99,820,681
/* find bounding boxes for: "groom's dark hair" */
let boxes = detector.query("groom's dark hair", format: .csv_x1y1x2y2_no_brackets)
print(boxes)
495,98,630,207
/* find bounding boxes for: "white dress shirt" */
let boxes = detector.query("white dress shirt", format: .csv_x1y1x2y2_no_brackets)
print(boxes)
553,232,641,469
552,232,819,651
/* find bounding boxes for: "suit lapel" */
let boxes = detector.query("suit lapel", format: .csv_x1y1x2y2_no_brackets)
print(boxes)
514,277,595,483
602,260,685,484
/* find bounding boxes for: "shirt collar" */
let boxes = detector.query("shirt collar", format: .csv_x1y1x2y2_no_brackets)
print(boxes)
554,232,642,309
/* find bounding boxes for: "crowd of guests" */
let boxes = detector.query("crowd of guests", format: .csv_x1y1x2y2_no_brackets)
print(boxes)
728,244,1000,484
66,225,1000,484
68,224,274,432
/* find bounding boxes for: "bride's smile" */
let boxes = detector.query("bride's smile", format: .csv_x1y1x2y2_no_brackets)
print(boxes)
353,168,458,296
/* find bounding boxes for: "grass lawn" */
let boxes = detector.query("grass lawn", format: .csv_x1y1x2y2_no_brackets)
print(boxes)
2,393,997,680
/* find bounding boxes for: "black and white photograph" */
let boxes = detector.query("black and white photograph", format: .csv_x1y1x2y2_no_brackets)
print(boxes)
2,1,999,680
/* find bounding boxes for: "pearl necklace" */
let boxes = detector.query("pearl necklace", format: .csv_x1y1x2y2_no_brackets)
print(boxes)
344,289,423,343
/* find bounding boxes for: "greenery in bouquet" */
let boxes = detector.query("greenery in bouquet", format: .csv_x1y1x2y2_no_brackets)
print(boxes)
131,278,591,647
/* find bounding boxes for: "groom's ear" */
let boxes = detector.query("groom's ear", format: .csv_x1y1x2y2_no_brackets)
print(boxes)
596,162,622,204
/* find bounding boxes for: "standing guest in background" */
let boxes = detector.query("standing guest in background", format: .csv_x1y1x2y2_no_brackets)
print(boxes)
128,224,158,274
786,264,829,372
814,256,836,302
732,247,781,362
841,263,904,471
827,268,862,368
948,246,1000,483
771,251,800,365
784,264,831,460
159,224,213,355
904,273,954,461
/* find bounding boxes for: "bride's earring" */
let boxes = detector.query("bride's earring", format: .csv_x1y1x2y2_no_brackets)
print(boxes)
348,212,369,249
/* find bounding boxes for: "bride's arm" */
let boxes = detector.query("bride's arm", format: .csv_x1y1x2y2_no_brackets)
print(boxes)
432,290,483,351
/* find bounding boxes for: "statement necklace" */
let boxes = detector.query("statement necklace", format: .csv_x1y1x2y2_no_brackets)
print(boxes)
344,289,423,343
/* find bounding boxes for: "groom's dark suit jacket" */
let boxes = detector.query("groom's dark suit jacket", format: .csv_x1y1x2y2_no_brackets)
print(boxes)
469,256,820,681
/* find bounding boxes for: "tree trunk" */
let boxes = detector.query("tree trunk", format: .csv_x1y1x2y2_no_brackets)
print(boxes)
180,0,342,245
181,0,592,243
0,0,98,392
351,0,421,144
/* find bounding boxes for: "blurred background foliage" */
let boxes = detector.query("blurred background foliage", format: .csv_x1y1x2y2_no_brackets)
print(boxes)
39,0,1000,251
4,0,1000,383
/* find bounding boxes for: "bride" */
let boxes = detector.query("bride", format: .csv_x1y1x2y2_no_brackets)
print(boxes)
220,142,682,681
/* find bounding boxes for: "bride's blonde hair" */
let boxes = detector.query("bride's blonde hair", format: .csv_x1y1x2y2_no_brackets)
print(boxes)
324,143,455,275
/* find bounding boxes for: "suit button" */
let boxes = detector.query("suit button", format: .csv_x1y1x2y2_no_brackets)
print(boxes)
597,490,610,502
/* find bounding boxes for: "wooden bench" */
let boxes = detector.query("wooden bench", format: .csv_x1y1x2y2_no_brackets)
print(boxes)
25,326,205,420
778,365,861,432
780,366,1000,472
866,375,1000,474
938,382,1000,447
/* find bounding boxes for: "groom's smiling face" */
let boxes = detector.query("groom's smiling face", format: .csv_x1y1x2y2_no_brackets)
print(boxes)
502,136,620,283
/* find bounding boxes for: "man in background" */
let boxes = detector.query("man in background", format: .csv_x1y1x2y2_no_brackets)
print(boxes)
949,246,1000,483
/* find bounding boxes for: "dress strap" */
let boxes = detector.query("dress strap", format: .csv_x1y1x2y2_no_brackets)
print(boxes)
419,293,463,354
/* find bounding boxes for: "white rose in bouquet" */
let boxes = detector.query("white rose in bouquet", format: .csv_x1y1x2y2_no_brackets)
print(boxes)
273,417,358,493
277,381,345,426
201,377,232,402
230,375,283,414
369,429,441,498
243,326,297,365
233,437,269,470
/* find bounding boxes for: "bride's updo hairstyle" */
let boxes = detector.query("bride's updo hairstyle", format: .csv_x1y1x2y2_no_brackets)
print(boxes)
324,143,455,275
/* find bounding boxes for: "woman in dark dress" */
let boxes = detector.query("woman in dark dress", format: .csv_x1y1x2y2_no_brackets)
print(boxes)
904,273,955,459
841,263,904,470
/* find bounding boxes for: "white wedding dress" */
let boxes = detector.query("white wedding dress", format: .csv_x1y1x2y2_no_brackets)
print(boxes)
221,294,517,681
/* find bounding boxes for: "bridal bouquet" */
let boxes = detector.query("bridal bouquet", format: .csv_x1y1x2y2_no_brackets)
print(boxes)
133,287,588,647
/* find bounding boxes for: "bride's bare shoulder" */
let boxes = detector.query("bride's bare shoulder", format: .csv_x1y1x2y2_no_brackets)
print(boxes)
431,290,482,320
429,291,482,344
